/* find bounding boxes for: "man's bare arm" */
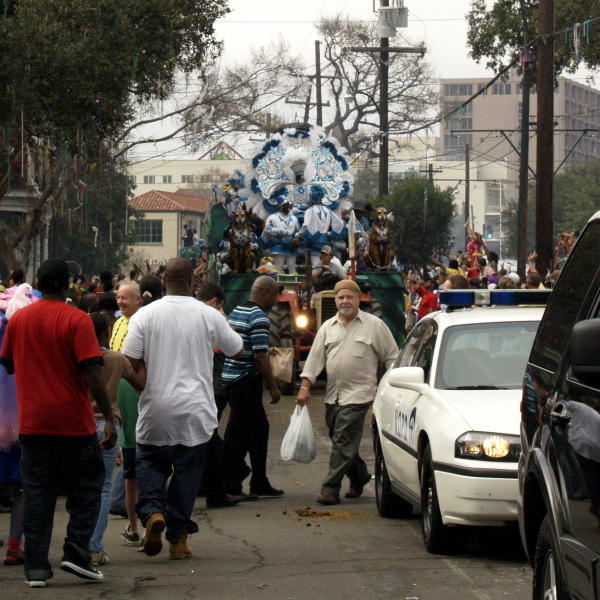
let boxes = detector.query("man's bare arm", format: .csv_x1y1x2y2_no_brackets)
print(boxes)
82,362,118,449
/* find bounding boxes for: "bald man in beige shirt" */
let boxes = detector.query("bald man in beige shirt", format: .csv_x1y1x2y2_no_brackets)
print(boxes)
297,280,397,505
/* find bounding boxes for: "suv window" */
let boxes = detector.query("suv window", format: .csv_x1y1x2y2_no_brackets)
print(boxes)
530,222,600,374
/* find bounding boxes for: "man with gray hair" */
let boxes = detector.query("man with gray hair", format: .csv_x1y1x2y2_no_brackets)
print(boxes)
297,279,397,506
123,258,243,560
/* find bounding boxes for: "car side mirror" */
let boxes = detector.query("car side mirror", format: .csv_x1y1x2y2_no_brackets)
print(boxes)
388,366,427,393
570,318,600,388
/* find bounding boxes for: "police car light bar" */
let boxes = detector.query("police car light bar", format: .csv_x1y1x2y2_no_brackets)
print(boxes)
439,289,552,308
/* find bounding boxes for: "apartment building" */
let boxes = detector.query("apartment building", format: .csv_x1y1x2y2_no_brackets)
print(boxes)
127,141,247,197
437,72,600,174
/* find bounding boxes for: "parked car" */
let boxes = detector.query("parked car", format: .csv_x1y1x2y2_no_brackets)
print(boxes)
519,211,600,600
372,289,549,553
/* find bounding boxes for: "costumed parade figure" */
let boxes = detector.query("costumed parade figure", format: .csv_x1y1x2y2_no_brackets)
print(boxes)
0,286,34,566
240,125,354,267
260,198,299,273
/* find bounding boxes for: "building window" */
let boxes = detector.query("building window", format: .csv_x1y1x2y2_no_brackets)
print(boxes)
492,83,511,95
133,219,163,244
143,175,155,184
128,175,137,184
182,175,194,183
444,83,473,97
477,83,488,95
444,134,472,150
444,101,472,116
163,175,172,184
486,182,502,212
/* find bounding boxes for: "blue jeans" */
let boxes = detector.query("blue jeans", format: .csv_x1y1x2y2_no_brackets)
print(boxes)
20,434,104,581
88,420,120,553
136,442,208,544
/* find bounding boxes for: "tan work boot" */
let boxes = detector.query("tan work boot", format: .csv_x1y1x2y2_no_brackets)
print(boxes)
169,532,192,560
142,513,166,556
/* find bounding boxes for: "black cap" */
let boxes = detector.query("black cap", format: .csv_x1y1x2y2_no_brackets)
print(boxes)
37,259,70,290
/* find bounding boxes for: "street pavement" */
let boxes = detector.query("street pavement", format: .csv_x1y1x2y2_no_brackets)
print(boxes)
0,388,532,599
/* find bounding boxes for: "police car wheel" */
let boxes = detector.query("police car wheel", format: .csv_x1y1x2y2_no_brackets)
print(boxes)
420,444,468,554
533,515,570,600
374,437,413,519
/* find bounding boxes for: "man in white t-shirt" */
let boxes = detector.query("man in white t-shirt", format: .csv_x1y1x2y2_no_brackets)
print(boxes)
123,258,243,560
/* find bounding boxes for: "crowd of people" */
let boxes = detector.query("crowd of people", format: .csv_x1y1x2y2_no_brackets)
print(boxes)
401,223,570,334
0,222,577,587
0,260,290,587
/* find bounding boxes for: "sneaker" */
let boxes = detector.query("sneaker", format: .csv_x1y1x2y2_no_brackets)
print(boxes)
60,542,103,581
142,513,166,557
4,548,25,565
25,578,47,587
90,550,109,566
121,525,141,546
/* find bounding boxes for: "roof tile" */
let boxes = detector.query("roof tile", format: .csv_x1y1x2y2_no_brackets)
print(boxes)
129,190,211,213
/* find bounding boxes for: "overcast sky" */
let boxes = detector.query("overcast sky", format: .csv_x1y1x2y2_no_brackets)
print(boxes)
215,0,490,79
132,0,593,161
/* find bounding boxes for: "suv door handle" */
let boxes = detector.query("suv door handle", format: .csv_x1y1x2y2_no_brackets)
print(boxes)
550,402,571,427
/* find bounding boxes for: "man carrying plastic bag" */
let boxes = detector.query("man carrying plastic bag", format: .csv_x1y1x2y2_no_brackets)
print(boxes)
296,280,397,506
280,405,316,464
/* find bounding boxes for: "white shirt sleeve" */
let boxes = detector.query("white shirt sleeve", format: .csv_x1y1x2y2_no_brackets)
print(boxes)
122,312,145,359
213,310,244,357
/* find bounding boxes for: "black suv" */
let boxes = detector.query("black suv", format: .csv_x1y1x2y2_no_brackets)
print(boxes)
519,213,600,600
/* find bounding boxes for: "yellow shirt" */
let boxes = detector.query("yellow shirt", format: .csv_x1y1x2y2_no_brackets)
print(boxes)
110,316,130,352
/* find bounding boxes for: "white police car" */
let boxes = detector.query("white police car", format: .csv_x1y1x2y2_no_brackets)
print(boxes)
372,289,550,554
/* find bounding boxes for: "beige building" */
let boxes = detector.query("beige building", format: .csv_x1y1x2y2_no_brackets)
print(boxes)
128,190,210,266
128,141,247,197
437,72,600,175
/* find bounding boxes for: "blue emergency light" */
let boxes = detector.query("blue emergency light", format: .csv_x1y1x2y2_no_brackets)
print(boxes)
439,289,552,308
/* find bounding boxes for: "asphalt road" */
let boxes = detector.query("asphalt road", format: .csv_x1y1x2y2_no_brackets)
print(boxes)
0,388,532,599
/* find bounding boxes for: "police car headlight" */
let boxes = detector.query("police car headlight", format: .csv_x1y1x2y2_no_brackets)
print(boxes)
455,432,521,461
296,314,308,329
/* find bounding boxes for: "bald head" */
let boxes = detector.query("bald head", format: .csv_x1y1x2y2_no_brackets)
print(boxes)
163,258,193,296
250,276,279,311
165,258,193,283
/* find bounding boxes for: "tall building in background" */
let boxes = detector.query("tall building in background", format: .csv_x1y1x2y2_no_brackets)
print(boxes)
437,72,600,174
433,72,600,255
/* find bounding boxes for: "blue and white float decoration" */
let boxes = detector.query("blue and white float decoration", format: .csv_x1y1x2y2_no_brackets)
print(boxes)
240,126,355,254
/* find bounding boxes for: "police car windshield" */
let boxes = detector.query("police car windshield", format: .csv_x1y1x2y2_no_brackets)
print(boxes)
435,321,540,391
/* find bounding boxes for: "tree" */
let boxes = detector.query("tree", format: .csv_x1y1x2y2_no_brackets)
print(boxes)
0,0,228,271
380,177,457,267
353,167,380,203
502,158,600,257
467,0,600,76
170,39,307,152
48,158,138,275
316,15,438,156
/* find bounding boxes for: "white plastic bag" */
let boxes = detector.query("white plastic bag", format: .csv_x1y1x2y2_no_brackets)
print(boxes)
280,405,317,463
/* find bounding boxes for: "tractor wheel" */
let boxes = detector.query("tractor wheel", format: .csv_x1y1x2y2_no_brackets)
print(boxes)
278,337,297,396
268,302,292,347
361,298,383,319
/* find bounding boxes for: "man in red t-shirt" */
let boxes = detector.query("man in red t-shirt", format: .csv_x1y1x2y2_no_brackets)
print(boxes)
1,259,117,588
417,279,439,321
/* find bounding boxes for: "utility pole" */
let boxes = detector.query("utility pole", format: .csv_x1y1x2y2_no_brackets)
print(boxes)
517,0,531,279
535,0,554,276
379,0,390,198
465,143,470,250
315,41,323,127
285,42,329,122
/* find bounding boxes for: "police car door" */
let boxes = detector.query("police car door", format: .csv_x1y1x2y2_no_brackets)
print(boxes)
397,321,437,494
380,320,428,488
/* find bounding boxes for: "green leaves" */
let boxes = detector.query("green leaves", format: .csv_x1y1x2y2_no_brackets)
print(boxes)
379,177,457,267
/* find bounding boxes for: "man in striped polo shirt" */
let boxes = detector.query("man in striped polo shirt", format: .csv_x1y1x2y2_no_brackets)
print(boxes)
222,276,284,498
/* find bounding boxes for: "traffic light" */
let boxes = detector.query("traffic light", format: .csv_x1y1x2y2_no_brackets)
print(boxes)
483,225,493,239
